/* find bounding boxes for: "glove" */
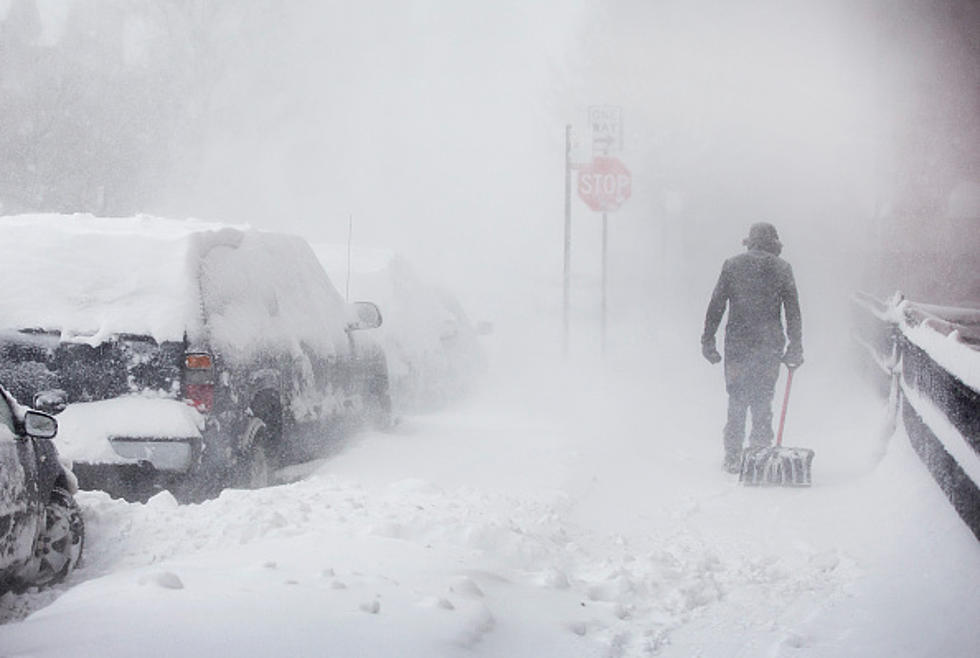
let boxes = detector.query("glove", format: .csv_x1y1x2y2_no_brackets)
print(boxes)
702,341,722,364
782,344,804,369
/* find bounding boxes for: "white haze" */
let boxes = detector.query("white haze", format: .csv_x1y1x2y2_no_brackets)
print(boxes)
2,2,979,654
7,0,975,349
62,1,972,353
3,0,974,488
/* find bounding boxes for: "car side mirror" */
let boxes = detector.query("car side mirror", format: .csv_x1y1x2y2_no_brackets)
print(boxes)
24,410,58,439
34,389,68,416
348,301,383,331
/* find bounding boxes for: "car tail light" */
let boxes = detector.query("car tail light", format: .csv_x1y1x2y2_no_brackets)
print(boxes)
185,354,212,369
185,384,214,413
184,352,214,412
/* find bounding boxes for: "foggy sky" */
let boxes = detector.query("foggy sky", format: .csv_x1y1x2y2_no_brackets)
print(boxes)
157,0,977,311
2,0,977,324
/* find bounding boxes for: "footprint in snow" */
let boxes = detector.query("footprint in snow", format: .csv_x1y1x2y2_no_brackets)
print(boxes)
418,596,455,610
140,571,184,590
782,632,811,649
809,550,840,572
449,577,484,599
540,568,570,589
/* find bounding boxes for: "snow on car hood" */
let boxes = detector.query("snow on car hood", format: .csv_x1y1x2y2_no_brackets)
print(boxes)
0,214,242,346
55,396,204,465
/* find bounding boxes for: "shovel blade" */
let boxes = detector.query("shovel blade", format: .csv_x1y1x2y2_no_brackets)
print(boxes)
739,446,814,487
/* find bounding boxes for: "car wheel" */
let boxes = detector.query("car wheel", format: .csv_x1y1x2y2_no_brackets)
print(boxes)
27,487,85,587
368,370,393,430
241,417,272,489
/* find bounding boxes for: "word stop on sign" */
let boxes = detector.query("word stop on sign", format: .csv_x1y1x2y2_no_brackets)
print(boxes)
577,156,632,213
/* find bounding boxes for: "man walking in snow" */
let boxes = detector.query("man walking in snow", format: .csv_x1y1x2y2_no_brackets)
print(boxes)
701,222,803,473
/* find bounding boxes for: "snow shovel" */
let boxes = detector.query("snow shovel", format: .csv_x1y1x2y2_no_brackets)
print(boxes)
739,366,814,487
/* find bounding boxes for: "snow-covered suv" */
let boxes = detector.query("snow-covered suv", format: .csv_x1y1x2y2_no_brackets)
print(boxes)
0,384,83,594
0,215,389,501
312,244,485,413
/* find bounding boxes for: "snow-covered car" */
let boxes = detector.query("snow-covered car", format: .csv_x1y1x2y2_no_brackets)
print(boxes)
0,384,83,594
312,244,485,412
0,215,389,501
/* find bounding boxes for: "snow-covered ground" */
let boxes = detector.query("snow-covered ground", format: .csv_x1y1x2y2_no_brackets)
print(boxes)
1,322,978,657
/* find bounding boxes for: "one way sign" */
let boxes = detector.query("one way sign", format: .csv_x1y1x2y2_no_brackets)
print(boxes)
589,106,622,155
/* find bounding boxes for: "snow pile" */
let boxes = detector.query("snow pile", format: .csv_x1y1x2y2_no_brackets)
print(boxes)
54,397,203,465
873,295,980,392
901,321,980,393
312,244,484,411
0,466,859,656
2,320,979,656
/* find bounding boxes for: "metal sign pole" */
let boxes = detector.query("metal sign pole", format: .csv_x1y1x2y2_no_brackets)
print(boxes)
601,211,608,357
563,124,572,358
345,213,353,303
588,106,622,360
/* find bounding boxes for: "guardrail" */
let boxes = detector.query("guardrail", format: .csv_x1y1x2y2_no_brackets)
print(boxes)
852,293,980,540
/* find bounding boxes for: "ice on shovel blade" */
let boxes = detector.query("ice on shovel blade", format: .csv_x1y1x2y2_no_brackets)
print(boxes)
739,446,814,487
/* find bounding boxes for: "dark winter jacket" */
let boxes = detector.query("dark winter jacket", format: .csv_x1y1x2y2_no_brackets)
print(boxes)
701,248,802,364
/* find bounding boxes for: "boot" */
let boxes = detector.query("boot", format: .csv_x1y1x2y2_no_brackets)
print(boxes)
723,449,742,474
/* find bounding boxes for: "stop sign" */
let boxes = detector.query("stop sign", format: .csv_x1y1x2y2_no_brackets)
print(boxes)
577,156,631,212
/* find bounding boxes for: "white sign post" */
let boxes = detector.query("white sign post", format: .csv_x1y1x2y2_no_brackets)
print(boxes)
586,106,625,356
589,106,623,155
563,108,629,358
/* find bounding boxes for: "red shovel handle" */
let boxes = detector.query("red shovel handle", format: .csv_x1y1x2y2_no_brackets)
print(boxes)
776,366,796,447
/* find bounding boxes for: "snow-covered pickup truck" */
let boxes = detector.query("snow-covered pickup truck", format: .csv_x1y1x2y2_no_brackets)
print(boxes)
0,215,390,501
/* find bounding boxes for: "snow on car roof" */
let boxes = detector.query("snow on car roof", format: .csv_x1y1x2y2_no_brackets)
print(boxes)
0,214,244,345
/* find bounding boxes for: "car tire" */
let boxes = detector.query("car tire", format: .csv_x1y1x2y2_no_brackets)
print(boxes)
25,487,85,588
241,417,273,489
368,369,393,430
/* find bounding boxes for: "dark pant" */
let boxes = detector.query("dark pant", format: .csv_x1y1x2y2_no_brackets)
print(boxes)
723,350,781,459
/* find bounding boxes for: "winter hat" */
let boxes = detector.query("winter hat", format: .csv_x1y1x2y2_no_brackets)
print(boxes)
743,222,782,255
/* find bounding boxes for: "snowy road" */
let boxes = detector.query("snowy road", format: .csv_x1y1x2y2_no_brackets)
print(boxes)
2,333,979,657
